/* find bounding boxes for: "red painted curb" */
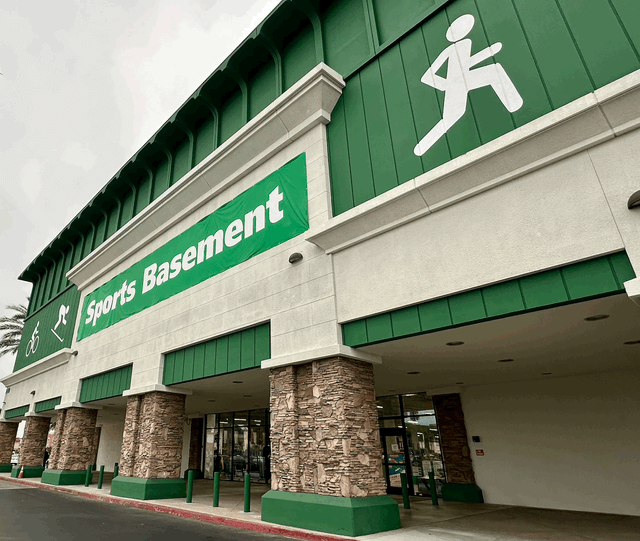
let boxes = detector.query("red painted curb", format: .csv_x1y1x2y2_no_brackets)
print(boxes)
0,476,356,541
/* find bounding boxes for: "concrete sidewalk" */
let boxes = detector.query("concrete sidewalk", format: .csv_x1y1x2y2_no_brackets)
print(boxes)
1,473,637,541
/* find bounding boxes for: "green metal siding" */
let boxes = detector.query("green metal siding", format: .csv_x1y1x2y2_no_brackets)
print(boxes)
163,322,271,385
328,0,640,215
14,286,81,373
34,397,62,413
5,406,29,419
79,365,133,403
343,252,636,347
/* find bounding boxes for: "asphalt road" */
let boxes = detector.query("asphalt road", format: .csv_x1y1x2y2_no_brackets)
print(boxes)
0,483,288,541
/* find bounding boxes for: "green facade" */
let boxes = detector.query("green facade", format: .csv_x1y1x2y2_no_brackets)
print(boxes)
14,286,80,373
328,0,640,214
343,252,636,347
17,0,640,317
163,323,270,385
4,406,29,420
34,397,62,413
79,365,132,403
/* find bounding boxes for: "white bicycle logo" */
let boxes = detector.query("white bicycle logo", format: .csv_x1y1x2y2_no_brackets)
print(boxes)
25,322,40,357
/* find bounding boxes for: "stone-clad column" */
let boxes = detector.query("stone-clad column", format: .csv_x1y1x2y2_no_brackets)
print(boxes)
111,391,187,500
263,357,399,537
48,410,66,470
56,408,98,471
18,416,50,476
433,393,483,503
0,421,19,472
119,395,142,477
42,407,98,486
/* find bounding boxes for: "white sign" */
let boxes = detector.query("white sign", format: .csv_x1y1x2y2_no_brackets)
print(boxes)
414,14,523,156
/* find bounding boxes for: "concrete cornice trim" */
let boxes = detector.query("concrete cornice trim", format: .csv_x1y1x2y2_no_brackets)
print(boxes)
122,385,193,397
25,412,53,418
307,69,640,254
624,278,640,307
67,63,345,292
1,349,74,388
261,344,382,369
55,402,102,410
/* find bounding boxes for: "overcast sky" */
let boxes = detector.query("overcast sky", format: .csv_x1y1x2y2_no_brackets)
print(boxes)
0,0,281,398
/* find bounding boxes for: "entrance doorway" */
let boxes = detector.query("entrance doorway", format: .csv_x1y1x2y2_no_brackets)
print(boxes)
203,408,270,483
377,392,445,496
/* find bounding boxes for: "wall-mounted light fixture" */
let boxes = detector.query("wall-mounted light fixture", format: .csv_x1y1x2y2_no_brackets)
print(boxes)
628,190,640,209
288,252,303,264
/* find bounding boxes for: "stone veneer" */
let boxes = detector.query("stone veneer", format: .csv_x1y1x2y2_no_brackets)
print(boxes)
119,392,185,479
269,357,386,498
188,418,203,472
48,410,66,470
433,393,476,484
19,416,50,467
55,408,99,471
90,427,101,466
0,422,19,464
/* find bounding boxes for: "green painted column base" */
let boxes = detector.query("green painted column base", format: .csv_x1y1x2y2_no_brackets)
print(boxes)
110,476,186,500
41,469,88,485
261,491,401,537
441,483,484,503
19,466,45,478
0,463,12,473
10,465,21,478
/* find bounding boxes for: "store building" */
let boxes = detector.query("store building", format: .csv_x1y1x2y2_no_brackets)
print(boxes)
2,0,640,536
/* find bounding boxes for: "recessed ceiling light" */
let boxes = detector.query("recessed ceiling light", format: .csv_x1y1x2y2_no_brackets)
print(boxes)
243,395,252,398
497,359,514,363
623,340,640,345
455,382,464,385
107,403,116,406
376,405,383,409
208,400,216,402
584,314,609,321
407,371,420,375
446,341,465,346
388,389,396,392
232,381,243,384
541,372,552,376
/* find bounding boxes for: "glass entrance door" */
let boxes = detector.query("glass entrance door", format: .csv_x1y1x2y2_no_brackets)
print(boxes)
380,427,413,495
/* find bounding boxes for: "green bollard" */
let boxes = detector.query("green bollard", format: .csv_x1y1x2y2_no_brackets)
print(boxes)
429,471,439,506
186,470,194,503
213,472,220,507
400,472,410,509
244,473,250,512
98,466,105,489
113,463,119,478
84,464,93,487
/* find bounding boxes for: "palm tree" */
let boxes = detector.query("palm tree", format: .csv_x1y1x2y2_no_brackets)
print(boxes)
0,300,28,358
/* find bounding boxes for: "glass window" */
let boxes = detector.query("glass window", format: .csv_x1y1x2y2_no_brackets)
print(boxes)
381,418,404,429
376,395,401,418
234,411,249,427
402,393,434,418
219,412,232,427
206,414,217,429
250,409,266,426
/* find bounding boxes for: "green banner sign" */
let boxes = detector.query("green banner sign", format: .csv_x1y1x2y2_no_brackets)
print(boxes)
77,154,308,341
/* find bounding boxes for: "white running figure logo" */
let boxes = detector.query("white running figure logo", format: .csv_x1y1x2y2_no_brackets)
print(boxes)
414,14,524,157
51,304,70,342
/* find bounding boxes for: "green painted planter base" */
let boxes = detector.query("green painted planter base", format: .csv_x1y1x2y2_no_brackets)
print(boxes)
110,476,186,500
41,469,87,485
261,491,401,537
10,466,20,478
0,463,12,473
441,483,484,503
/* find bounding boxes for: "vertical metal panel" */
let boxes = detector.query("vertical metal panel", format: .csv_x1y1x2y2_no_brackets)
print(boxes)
194,115,216,166
79,365,133,403
219,90,243,145
328,0,640,215
34,397,62,413
172,136,191,184
282,20,316,91
249,59,277,120
162,323,271,385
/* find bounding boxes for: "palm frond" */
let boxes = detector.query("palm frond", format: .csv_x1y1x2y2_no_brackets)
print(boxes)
0,300,28,359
